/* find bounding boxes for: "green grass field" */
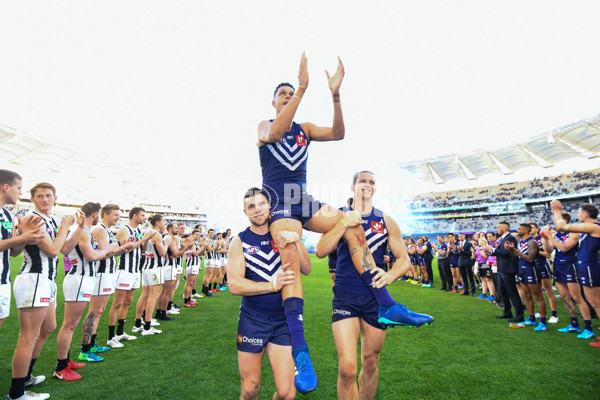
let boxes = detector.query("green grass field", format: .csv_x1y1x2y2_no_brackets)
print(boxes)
1,255,599,399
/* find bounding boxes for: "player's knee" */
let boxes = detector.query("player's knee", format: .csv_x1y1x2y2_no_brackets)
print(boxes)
241,379,260,400
41,322,57,338
361,352,380,375
276,387,295,400
338,359,358,383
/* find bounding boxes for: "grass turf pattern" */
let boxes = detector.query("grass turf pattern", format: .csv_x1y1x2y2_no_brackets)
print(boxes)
1,255,598,399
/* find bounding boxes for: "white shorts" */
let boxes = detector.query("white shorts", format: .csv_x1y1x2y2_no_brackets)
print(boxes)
13,273,57,308
206,258,217,268
186,264,200,275
175,259,183,275
163,263,177,282
142,267,164,287
63,274,95,302
0,283,11,319
220,257,227,267
115,270,140,291
93,272,117,296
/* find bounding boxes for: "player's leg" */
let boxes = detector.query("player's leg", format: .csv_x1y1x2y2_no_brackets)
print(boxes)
358,319,386,400
266,343,295,400
332,317,360,400
556,282,581,332
10,307,50,400
32,302,57,361
519,283,535,323
90,295,111,350
541,278,558,321
238,350,265,400
108,289,126,342
55,301,87,380
581,286,600,342
142,284,162,335
307,205,432,327
528,283,548,330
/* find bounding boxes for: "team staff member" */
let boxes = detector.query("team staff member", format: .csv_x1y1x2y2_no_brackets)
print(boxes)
229,187,311,400
315,171,433,400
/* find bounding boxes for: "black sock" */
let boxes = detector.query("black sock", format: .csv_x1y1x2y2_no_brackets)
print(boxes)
108,325,116,340
67,349,71,361
26,358,37,380
167,301,172,311
135,318,142,328
117,319,126,336
81,342,92,353
192,289,197,295
154,309,160,319
144,320,151,330
91,334,97,348
185,297,191,304
9,377,28,399
142,311,146,320
223,273,227,283
55,357,69,373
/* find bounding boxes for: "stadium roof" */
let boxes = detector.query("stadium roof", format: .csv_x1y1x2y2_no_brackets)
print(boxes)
399,113,600,184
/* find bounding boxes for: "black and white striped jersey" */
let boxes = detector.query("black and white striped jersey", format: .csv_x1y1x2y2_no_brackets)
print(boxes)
66,227,96,277
0,207,15,285
96,223,117,274
118,225,143,273
20,211,60,281
142,236,163,270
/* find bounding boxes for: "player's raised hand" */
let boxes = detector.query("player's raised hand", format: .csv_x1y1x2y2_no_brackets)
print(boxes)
550,200,562,212
62,214,75,227
298,51,309,89
74,210,85,227
325,57,345,94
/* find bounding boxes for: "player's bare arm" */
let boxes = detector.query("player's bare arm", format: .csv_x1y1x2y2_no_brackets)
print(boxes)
314,210,361,258
228,237,296,296
37,214,74,258
258,52,309,145
61,210,85,254
78,228,110,261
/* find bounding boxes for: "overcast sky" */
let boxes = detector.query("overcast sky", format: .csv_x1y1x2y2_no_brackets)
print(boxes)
1,1,599,233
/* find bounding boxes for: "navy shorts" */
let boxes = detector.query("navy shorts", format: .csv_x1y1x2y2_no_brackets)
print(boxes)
518,265,541,285
576,261,600,287
553,262,577,283
268,189,326,227
237,306,290,353
331,285,384,330
478,266,492,278
535,262,552,280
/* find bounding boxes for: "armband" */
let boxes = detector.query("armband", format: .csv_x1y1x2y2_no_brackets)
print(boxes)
332,92,340,103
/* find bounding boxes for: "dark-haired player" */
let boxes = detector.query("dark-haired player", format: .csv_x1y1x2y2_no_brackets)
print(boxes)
505,223,548,331
551,200,600,344
258,53,425,392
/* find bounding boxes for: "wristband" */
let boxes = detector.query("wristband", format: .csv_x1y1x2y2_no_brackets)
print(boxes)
332,92,340,103
294,87,305,99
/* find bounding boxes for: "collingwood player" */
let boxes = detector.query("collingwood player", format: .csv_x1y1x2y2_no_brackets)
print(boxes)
183,229,204,306
54,202,111,381
0,170,44,331
107,207,155,345
229,187,311,400
202,229,216,297
79,204,134,360
8,183,82,400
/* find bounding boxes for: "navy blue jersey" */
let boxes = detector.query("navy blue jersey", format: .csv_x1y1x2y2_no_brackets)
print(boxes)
532,235,548,269
336,207,388,294
238,227,284,317
577,222,600,264
518,236,537,269
553,232,578,265
259,121,309,197
449,243,459,265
